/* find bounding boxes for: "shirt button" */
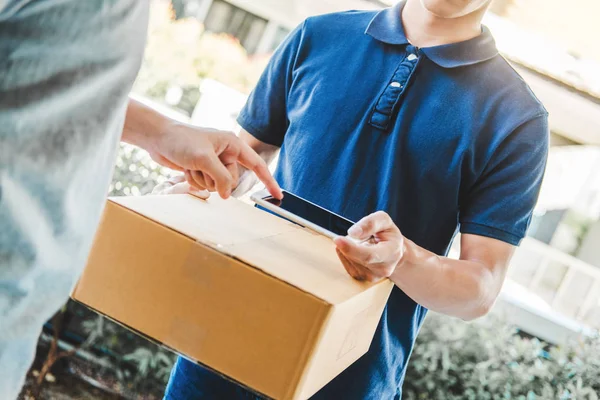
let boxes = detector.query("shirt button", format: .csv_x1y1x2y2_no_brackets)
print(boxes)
390,82,402,88
407,54,418,61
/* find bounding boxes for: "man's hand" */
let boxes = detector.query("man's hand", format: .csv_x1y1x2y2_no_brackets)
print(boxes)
184,130,280,199
180,159,245,195
152,125,282,200
333,211,405,282
122,98,283,200
335,210,515,321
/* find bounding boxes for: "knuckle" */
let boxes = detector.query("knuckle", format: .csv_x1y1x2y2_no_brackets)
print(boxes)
194,150,210,162
361,219,375,232
248,160,261,170
256,158,268,170
374,211,388,218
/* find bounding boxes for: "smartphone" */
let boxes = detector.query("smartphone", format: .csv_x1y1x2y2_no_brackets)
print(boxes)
251,189,359,240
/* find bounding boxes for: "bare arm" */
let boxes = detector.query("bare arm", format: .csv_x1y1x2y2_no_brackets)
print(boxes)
121,98,172,161
391,234,512,320
335,213,514,321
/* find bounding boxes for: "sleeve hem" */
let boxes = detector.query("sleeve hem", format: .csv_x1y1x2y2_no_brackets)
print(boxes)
460,221,523,246
237,113,284,148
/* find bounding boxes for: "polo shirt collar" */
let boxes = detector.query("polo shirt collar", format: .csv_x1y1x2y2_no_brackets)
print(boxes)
365,1,499,68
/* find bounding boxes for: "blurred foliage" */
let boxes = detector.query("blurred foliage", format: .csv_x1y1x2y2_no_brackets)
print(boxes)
76,303,177,393
109,144,173,197
122,347,175,384
132,0,270,115
557,210,594,255
404,313,600,400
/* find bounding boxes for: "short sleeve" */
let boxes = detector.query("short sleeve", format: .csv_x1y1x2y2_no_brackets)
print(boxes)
236,22,305,147
460,115,549,245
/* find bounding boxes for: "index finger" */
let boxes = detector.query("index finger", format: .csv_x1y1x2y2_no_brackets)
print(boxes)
236,142,283,199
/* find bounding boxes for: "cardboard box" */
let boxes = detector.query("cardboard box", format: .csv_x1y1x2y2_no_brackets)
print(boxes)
72,195,393,400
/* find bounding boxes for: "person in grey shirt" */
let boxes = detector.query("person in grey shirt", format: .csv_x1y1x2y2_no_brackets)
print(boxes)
0,1,281,398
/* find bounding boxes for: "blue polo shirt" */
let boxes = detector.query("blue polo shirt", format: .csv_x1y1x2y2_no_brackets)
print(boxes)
164,3,548,399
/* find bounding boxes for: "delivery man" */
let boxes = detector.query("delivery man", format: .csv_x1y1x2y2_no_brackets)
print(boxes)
163,0,549,399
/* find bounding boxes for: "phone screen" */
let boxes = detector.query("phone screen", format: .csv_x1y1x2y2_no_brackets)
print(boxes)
263,190,355,236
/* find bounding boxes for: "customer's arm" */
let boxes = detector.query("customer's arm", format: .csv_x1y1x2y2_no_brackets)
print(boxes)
121,98,282,199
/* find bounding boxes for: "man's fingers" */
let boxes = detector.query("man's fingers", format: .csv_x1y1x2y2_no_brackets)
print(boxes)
334,236,375,265
348,211,396,240
236,142,282,199
184,170,207,192
334,236,396,266
185,170,204,191
336,249,366,281
188,188,211,200
190,170,207,189
197,171,216,192
205,174,216,191
196,152,234,199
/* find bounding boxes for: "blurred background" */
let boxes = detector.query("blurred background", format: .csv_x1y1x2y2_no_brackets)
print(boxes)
20,1,600,399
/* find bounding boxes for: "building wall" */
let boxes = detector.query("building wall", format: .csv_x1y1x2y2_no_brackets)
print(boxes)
190,0,381,54
493,0,600,63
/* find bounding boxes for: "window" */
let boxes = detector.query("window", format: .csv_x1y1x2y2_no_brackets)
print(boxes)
270,26,291,52
528,209,568,244
204,0,268,54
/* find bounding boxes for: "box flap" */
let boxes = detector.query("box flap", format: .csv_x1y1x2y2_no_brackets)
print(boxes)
111,195,383,304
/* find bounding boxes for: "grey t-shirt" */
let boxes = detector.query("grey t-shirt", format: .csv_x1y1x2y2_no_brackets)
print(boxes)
0,1,148,397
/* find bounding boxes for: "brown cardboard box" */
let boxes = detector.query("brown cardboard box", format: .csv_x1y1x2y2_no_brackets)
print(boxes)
72,194,393,400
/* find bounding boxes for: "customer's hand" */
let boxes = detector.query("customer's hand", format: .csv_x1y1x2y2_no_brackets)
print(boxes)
182,164,246,195
151,174,210,199
122,98,282,200
150,125,281,200
333,211,405,282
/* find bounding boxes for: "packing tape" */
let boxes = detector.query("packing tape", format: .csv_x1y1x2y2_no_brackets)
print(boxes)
337,305,373,361
181,240,235,289
166,318,272,399
167,316,208,355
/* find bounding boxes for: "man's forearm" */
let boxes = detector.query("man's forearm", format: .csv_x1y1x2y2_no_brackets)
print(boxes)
390,241,501,320
121,98,171,153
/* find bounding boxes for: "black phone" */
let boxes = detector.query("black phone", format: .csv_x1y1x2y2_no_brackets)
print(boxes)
251,189,356,239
